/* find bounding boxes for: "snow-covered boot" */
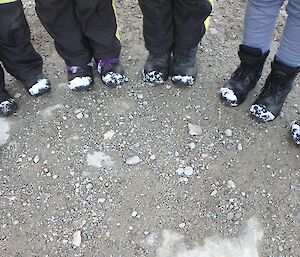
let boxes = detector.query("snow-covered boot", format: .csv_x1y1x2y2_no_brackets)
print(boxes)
171,47,198,86
98,58,127,87
143,53,170,85
290,120,300,146
0,89,17,117
24,73,51,96
250,59,300,122
67,63,94,91
220,45,269,107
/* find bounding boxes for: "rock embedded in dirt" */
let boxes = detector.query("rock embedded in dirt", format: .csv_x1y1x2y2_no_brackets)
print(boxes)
224,129,233,137
126,156,141,165
188,123,203,136
72,230,82,247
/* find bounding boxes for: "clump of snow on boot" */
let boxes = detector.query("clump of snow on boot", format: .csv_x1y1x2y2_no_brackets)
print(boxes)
29,78,50,96
0,118,10,145
220,87,238,106
102,72,128,87
68,76,93,91
171,75,195,86
250,104,275,122
290,120,300,145
0,99,17,116
143,70,165,85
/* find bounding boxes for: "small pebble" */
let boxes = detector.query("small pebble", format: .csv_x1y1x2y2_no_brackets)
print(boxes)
188,123,203,136
126,156,141,165
225,129,233,137
33,155,40,164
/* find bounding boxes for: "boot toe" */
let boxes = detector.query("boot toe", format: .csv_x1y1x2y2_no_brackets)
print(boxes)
143,70,166,85
250,104,276,122
102,72,128,87
171,75,195,86
0,99,17,117
289,120,300,146
28,78,51,96
220,87,238,107
68,76,93,91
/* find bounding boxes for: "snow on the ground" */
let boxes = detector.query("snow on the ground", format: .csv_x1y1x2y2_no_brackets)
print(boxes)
39,104,63,118
146,217,263,257
86,151,115,169
0,118,10,145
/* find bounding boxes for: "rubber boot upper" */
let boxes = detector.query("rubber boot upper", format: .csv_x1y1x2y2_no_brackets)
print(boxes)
250,59,300,122
143,53,170,85
220,45,269,106
171,47,198,86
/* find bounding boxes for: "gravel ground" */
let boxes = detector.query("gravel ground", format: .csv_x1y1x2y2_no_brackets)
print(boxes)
0,0,299,256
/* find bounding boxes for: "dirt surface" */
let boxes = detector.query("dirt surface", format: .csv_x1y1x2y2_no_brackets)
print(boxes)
1,0,300,256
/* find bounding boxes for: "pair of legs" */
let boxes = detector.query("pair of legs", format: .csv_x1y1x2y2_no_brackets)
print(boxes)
35,0,127,90
138,0,212,86
0,0,50,117
220,0,300,146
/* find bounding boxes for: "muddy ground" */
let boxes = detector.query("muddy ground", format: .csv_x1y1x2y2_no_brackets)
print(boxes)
0,0,299,256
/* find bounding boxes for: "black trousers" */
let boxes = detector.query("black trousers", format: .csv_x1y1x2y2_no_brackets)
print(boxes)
0,0,43,91
35,0,121,67
138,0,212,54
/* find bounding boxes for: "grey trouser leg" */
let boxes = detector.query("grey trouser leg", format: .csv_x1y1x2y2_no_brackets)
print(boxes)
242,0,300,67
277,0,300,67
242,0,284,53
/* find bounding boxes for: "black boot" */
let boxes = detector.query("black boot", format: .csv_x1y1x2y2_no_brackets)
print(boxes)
250,59,300,122
290,120,300,146
98,58,127,87
0,89,17,117
220,45,269,107
170,47,198,86
143,53,170,85
67,64,94,91
24,73,51,96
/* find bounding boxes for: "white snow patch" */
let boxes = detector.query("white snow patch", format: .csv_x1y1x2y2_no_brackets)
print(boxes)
290,120,300,145
39,104,63,118
220,87,238,106
87,151,115,169
0,119,10,145
28,78,50,96
68,76,92,90
171,75,195,86
250,104,275,122
149,217,263,257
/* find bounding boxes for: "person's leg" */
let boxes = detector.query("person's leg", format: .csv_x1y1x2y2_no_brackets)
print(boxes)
74,0,126,87
243,0,284,53
35,0,94,91
138,0,174,84
35,0,91,67
174,0,211,51
171,0,212,86
0,0,50,96
250,0,300,122
0,64,17,117
276,0,300,67
138,0,174,55
220,0,284,107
